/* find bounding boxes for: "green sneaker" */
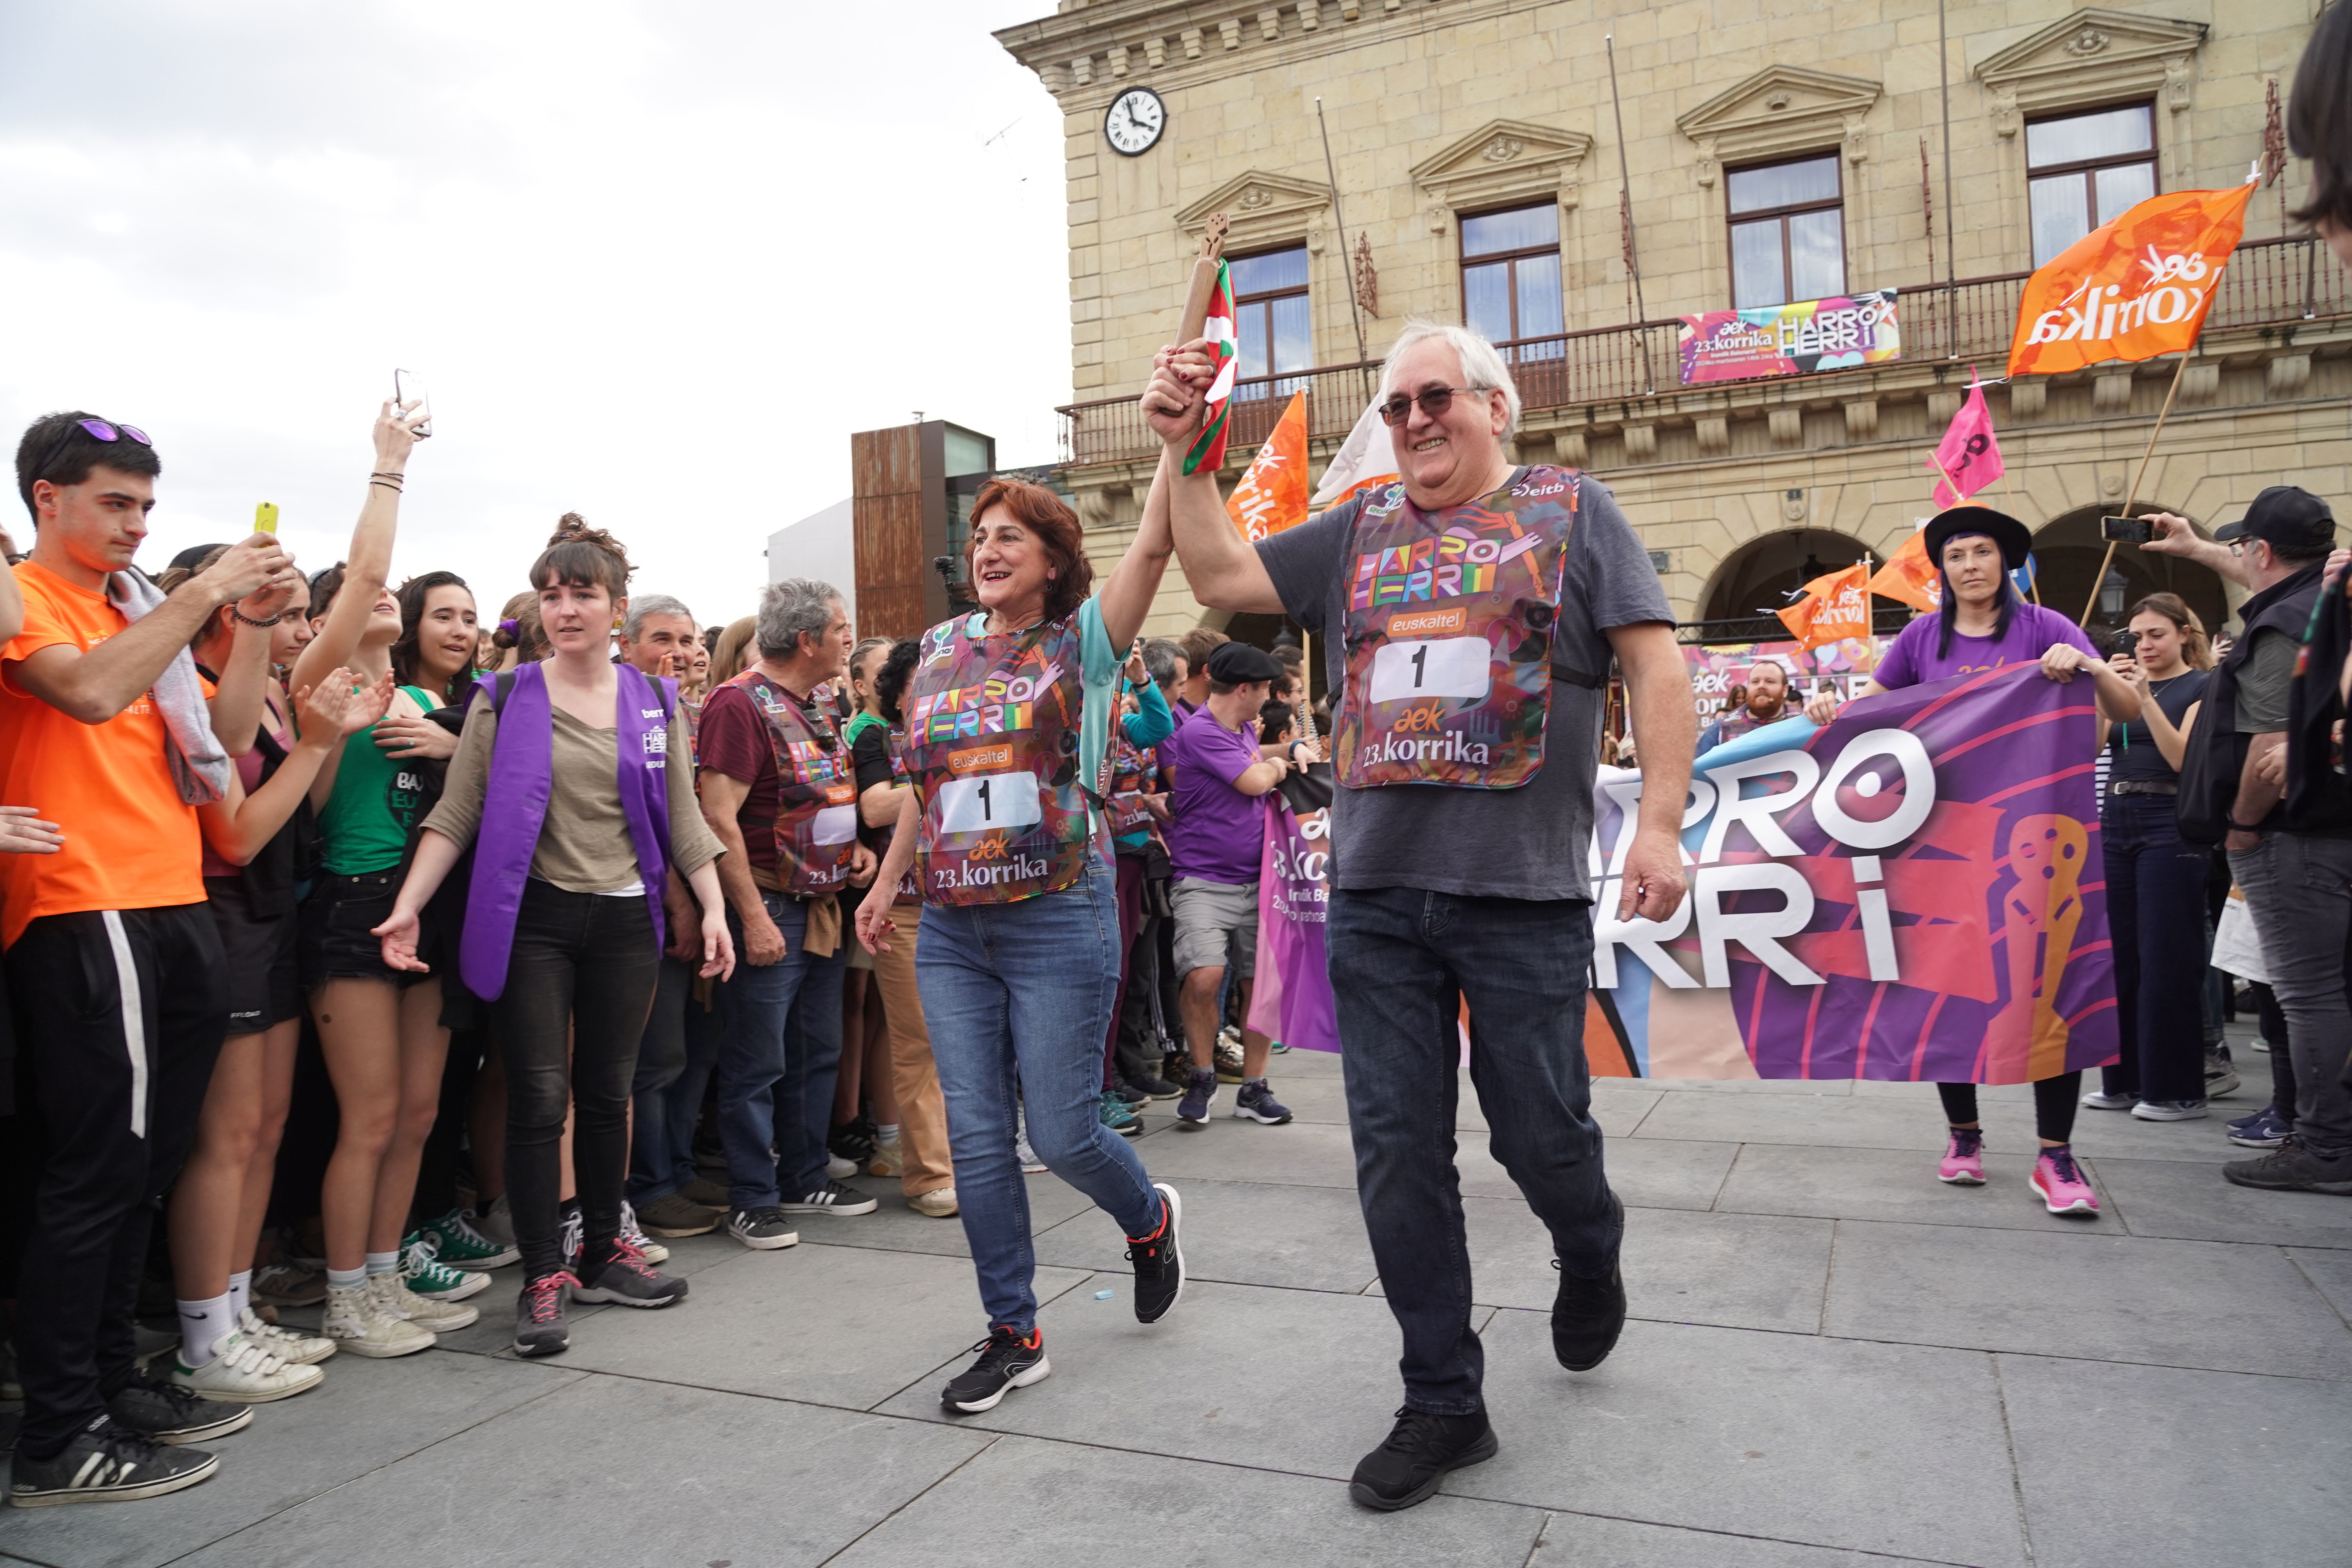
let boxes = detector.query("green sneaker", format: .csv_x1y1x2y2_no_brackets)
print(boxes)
401,1232,492,1302
417,1206,519,1271
1098,1090,1141,1138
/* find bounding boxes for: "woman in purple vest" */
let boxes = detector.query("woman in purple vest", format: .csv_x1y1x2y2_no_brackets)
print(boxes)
856,403,1200,1416
1805,506,2140,1216
375,521,735,1357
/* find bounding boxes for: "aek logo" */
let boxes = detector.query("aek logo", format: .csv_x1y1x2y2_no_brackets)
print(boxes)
2024,247,2216,346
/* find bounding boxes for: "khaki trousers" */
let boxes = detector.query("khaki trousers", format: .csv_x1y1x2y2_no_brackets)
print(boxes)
871,902,953,1197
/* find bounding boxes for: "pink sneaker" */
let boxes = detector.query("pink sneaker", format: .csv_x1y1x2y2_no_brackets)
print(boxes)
1938,1129,1986,1185
2031,1145,2100,1215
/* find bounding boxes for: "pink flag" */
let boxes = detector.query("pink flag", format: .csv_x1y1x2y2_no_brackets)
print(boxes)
1929,375,2004,509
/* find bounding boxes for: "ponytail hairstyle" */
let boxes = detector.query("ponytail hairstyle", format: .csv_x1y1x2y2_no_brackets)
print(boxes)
156,545,233,657
391,570,478,704
1932,536,2019,661
529,512,633,600
873,637,921,726
489,590,550,662
2126,591,2214,671
848,635,892,713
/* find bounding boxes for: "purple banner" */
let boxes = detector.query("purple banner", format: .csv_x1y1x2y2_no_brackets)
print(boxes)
1248,789,1339,1054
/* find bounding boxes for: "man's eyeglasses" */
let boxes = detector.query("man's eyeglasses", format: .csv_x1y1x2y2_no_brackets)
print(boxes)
1377,386,1484,427
27,417,152,501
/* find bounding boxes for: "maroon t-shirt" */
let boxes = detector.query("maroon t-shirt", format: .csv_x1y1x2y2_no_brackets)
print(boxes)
696,682,782,880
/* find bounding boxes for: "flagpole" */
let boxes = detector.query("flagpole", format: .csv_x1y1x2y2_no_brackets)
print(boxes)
1296,628,1320,756
2076,347,2196,625
1604,35,1655,393
1314,98,1370,370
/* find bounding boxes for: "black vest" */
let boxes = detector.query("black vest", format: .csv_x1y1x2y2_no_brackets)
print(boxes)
2287,567,2352,833
2177,563,2325,844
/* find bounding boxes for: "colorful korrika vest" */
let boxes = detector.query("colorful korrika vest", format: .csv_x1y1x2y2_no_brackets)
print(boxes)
1107,731,1158,838
461,662,674,1001
904,610,1103,905
723,669,858,895
1334,466,1581,791
879,724,921,901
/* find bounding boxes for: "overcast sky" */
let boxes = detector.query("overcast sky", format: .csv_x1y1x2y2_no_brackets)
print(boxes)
0,1,1070,630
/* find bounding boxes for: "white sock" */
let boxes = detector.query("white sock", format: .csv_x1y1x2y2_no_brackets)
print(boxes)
327,1265,368,1292
876,1123,900,1144
364,1249,400,1278
176,1293,232,1365
227,1269,252,1322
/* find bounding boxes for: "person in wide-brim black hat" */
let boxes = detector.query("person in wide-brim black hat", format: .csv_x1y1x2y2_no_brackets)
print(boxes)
1921,506,2033,571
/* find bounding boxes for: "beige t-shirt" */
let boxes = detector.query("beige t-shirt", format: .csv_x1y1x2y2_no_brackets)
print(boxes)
424,697,722,893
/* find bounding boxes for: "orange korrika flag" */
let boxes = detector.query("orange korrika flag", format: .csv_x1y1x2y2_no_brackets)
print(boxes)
2007,181,2256,379
1225,390,1310,542
1867,529,1939,613
1778,563,1871,651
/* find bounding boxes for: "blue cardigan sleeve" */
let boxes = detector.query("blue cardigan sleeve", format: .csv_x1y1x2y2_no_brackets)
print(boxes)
1122,675,1175,748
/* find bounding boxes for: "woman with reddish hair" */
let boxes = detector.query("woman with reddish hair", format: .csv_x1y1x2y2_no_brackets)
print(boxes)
857,353,1212,1415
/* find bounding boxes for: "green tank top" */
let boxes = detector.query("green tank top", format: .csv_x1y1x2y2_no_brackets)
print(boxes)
319,685,438,875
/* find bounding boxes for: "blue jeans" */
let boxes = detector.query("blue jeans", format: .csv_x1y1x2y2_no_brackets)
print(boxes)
2099,793,2215,1103
715,893,845,1210
1328,886,1621,1416
628,956,726,1202
918,857,1163,1333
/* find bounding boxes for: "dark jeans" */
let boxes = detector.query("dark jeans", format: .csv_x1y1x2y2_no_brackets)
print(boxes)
9,905,225,1459
1102,854,1145,1089
1936,1074,2082,1143
629,956,725,1202
2099,794,2214,1103
486,881,662,1279
1327,886,1620,1416
715,892,844,1210
2231,832,2352,1159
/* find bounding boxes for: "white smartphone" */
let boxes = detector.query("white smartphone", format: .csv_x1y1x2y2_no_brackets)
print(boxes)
393,368,432,437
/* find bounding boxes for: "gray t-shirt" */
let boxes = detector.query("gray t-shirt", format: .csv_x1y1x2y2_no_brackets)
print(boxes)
1256,468,1673,902
2235,626,2298,732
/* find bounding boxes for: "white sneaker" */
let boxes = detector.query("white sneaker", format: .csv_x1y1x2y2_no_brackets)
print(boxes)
170,1328,325,1403
369,1271,477,1333
869,1138,906,1178
2080,1089,2136,1111
474,1192,517,1247
322,1283,435,1357
908,1187,958,1218
826,1153,859,1180
619,1201,669,1266
239,1306,334,1366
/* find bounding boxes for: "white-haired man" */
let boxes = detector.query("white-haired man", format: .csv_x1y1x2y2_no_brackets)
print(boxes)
1697,655,1792,756
1151,319,1696,1511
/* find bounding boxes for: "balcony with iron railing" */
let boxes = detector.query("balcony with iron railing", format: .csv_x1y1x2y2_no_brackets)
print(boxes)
1054,235,2352,470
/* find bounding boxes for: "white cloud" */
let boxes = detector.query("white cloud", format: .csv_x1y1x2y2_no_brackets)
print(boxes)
0,0,1072,632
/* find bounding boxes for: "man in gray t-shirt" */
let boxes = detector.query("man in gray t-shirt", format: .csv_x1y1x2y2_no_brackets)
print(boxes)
1145,320,1697,1511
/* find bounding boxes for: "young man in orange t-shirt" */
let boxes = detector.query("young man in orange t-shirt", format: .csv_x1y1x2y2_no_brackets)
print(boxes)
4,412,296,1508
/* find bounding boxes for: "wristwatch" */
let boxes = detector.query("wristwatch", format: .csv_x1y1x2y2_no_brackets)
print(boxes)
2226,817,2267,834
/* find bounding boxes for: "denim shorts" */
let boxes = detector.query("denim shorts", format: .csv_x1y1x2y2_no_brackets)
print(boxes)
300,871,432,990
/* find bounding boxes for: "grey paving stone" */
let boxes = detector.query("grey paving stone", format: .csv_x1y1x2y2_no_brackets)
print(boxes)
1851,1076,2030,1103
1370,1201,1833,1335
2094,1156,2352,1248
1999,1352,2352,1568
1823,1221,2352,1376
873,1276,1419,1481
2062,1104,2249,1166
1715,1142,2120,1234
1648,1075,1857,1096
1531,1512,1962,1567
826,1432,1547,1568
1463,1314,2029,1568
796,1167,1098,1261
1030,1177,1380,1293
541,1242,1092,1410
2287,1247,2352,1326
0,1352,575,1568
169,1372,988,1568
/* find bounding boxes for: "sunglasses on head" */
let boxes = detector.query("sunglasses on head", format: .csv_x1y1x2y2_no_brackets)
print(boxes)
27,416,152,501
1377,385,1483,427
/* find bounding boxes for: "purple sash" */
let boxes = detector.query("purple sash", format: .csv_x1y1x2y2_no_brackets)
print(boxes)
459,662,675,1000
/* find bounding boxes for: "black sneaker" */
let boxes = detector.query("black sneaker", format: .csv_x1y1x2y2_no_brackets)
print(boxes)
1123,1073,1183,1101
9,1416,220,1506
940,1325,1049,1414
780,1180,879,1216
1126,1181,1185,1324
1552,1195,1628,1372
105,1376,254,1445
573,1239,688,1308
512,1270,577,1357
828,1115,878,1168
727,1206,801,1249
1348,1406,1499,1512
2223,1139,2352,1194
1107,1082,1149,1107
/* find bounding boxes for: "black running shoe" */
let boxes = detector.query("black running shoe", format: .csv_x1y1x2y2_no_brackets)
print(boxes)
940,1326,1049,1414
780,1180,879,1216
1348,1406,1498,1511
105,1376,253,1445
573,1238,688,1309
8,1416,220,1506
1552,1193,1628,1372
513,1270,577,1357
1125,1181,1185,1324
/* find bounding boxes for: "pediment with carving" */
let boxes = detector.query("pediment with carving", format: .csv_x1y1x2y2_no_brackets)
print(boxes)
1174,170,1332,250
1408,118,1595,226
1675,66,1882,187
1973,9,2207,135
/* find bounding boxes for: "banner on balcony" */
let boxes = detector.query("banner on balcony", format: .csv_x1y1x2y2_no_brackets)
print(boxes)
1587,664,2118,1084
1676,289,1902,386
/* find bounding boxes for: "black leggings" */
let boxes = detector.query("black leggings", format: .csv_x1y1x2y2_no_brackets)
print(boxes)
1936,1072,2083,1144
487,881,661,1279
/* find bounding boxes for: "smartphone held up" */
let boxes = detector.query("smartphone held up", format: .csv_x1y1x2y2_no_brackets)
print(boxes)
393,369,432,438
2101,514,2153,545
253,501,278,534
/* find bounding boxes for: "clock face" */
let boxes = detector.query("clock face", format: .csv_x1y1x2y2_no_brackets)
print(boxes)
1104,88,1165,156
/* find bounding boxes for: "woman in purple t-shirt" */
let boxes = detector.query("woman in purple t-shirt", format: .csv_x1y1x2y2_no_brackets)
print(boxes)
1805,507,2140,1218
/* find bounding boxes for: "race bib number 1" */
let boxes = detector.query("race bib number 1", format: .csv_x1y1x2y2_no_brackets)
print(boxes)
1368,637,1491,704
936,771,1044,835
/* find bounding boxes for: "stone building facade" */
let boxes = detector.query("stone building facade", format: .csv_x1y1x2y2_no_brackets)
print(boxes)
994,0,2346,643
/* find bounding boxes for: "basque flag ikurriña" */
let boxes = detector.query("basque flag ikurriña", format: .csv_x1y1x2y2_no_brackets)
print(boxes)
1183,259,1237,475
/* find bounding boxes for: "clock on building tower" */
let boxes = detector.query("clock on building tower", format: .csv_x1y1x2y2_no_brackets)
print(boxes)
1103,88,1164,156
